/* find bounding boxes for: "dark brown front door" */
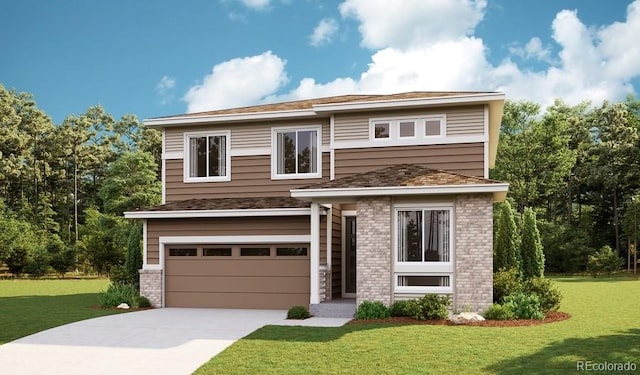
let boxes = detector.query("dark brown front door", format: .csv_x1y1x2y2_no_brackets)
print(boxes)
345,216,357,295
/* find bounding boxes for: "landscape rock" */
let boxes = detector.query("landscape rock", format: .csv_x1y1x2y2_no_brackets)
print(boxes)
450,312,485,325
117,303,130,309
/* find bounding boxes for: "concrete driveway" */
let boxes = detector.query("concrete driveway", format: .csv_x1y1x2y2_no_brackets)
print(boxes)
0,308,288,375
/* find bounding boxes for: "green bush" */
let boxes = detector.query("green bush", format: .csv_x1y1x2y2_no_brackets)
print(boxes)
413,294,450,320
504,292,545,320
25,246,51,277
493,267,521,303
587,245,623,277
137,295,152,308
355,300,390,320
483,302,516,320
287,305,310,319
99,283,141,308
109,264,135,286
389,300,412,317
523,277,562,313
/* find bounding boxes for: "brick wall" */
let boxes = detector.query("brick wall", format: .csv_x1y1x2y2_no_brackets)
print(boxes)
454,194,494,312
139,269,162,307
356,197,392,306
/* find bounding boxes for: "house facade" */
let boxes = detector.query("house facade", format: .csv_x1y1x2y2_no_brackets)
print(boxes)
125,92,508,313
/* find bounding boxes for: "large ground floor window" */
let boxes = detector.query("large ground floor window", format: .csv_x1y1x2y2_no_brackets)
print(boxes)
394,204,454,294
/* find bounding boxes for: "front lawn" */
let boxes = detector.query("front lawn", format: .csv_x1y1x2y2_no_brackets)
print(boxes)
195,276,640,375
0,279,126,344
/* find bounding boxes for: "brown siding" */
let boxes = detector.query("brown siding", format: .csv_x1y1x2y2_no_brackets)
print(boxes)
333,105,485,142
334,143,485,178
320,215,327,264
331,206,342,298
163,118,330,154
165,152,330,202
146,216,310,265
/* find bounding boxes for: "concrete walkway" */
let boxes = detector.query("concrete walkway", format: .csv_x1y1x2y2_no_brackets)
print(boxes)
0,308,350,375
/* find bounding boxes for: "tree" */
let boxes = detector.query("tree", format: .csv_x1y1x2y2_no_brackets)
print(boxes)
125,222,143,287
98,151,161,216
521,208,545,279
493,200,521,272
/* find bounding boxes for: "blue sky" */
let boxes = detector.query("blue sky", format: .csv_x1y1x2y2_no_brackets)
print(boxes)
1,0,639,124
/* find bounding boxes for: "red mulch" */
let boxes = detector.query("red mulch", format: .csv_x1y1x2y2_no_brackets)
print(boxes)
349,311,571,327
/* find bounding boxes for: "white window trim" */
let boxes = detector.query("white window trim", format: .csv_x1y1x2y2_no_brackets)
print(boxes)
369,114,447,145
271,125,323,180
393,203,455,294
183,130,231,183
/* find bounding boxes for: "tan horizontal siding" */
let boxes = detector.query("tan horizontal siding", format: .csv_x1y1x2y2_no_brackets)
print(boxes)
146,216,310,265
333,105,485,142
446,106,485,136
163,118,329,154
165,153,330,202
334,143,485,178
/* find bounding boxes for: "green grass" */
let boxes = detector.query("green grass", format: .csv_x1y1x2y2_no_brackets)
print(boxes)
195,276,640,375
0,279,126,344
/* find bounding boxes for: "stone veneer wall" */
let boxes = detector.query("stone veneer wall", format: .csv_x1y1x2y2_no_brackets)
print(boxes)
356,197,392,306
454,194,494,312
139,269,162,307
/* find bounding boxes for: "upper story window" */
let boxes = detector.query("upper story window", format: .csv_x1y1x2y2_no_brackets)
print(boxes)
272,126,322,180
371,115,445,144
184,130,231,183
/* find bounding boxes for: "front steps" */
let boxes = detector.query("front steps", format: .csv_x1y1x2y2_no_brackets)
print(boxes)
310,299,356,318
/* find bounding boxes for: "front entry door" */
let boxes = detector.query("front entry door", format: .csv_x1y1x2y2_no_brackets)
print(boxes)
344,215,357,297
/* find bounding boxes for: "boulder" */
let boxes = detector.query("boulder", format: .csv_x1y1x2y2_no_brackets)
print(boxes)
450,312,485,324
117,303,130,309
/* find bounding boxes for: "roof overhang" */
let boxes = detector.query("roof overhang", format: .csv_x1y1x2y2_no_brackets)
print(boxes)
291,183,509,202
312,92,505,114
124,207,326,219
143,109,318,128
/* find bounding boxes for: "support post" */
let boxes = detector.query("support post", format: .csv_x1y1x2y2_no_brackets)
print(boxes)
310,202,320,304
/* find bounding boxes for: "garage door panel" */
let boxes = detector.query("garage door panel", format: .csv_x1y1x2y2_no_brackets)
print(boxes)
165,291,309,309
165,259,310,277
166,275,310,294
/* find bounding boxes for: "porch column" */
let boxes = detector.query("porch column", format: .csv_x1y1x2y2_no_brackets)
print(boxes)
310,202,320,304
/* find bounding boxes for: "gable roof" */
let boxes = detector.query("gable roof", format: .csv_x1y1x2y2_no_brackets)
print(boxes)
144,91,504,127
290,164,508,201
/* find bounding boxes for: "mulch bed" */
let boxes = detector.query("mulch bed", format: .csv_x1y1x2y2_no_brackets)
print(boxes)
349,311,571,327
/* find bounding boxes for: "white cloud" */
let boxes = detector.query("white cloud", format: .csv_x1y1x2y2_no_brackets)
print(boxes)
239,0,270,10
155,76,176,105
185,0,640,112
339,0,487,49
509,37,553,63
183,51,288,113
309,18,339,47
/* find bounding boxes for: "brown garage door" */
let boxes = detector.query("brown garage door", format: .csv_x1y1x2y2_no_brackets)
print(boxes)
165,244,310,309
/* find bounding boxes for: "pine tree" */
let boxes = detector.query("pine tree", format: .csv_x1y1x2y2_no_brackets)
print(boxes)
521,207,545,278
494,200,521,272
125,222,143,287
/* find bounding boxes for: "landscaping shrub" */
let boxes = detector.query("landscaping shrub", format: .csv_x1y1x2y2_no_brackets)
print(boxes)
137,295,152,308
390,300,411,317
493,267,521,303
25,247,51,277
504,292,544,320
99,283,141,308
287,305,310,319
587,245,623,277
404,294,449,320
109,264,134,286
523,277,562,313
355,300,390,319
482,303,516,320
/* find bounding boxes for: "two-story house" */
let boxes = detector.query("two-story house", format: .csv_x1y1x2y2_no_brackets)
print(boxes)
125,91,508,315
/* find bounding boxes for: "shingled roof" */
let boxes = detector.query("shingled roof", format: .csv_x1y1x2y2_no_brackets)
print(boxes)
151,91,493,119
138,196,309,212
299,164,501,190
